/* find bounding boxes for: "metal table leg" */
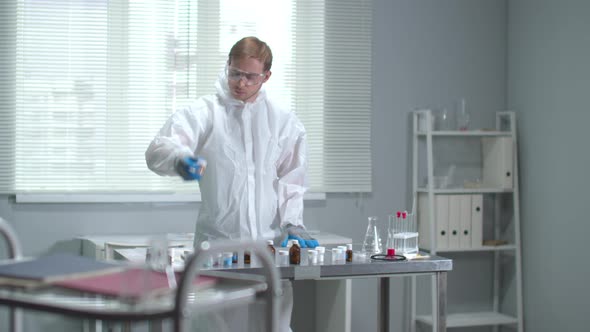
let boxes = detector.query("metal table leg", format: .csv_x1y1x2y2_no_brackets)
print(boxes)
378,277,390,332
433,272,447,332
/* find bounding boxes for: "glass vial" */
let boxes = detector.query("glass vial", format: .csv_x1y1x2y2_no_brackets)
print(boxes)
244,250,251,264
289,239,301,264
456,98,470,131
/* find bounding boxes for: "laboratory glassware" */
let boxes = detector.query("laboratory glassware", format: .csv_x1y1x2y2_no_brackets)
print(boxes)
267,239,276,258
393,211,419,255
346,244,353,262
289,239,301,264
456,98,470,131
435,108,454,131
386,213,398,251
362,216,382,254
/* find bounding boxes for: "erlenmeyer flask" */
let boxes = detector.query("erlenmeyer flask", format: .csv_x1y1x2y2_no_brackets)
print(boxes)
361,216,382,254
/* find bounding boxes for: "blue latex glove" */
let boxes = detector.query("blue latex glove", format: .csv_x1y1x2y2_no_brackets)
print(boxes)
280,225,319,248
175,156,207,181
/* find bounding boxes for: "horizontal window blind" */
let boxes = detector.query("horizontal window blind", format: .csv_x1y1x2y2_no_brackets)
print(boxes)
0,0,372,195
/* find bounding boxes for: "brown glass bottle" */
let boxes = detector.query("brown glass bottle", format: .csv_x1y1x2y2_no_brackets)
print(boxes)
267,240,276,257
289,239,301,264
346,243,353,262
244,250,251,264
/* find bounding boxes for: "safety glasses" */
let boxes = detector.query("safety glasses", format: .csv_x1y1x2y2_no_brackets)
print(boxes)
226,66,266,86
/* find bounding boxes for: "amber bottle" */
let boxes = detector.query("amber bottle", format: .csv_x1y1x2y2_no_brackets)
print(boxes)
346,243,353,262
267,240,276,257
289,239,301,264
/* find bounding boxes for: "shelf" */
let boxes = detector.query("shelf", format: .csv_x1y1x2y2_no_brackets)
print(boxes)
425,245,517,253
416,130,512,137
417,188,514,194
416,311,519,328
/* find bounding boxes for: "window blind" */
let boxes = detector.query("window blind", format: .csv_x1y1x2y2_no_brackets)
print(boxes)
0,0,372,195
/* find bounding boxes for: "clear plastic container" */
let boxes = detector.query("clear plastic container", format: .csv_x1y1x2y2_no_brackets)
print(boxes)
315,246,325,264
278,250,289,266
308,249,318,265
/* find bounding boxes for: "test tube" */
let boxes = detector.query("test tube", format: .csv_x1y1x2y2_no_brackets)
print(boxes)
402,211,408,234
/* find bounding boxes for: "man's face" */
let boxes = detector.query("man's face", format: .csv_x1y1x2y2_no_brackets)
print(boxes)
227,57,271,103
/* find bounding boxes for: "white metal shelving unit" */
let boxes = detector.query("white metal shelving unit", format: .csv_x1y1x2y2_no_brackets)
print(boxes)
410,110,524,331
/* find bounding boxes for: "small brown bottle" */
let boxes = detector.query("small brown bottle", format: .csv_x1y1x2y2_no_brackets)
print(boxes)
244,250,251,264
346,243,353,262
267,239,276,258
289,239,301,265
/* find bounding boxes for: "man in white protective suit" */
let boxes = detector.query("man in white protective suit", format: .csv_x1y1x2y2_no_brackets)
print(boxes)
145,36,318,331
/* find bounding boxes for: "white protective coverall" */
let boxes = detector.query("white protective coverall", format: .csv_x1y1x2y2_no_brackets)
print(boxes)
145,69,307,332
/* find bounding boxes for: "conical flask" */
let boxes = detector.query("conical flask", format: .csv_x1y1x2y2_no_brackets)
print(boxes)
361,216,382,254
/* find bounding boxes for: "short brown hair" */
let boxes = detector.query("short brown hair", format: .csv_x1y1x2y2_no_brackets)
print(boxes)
228,36,273,71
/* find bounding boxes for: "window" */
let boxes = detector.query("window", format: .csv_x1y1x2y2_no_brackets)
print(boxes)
0,0,372,196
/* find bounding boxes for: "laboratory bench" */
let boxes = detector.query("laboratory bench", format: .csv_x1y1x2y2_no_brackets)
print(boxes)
48,232,452,332
116,246,452,332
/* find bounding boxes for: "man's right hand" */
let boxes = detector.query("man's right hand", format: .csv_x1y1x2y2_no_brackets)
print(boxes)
175,156,207,181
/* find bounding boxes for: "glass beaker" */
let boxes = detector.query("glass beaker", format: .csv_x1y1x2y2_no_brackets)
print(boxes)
456,98,470,131
361,216,382,254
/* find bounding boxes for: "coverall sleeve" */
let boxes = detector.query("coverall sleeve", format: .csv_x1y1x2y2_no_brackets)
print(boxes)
276,118,309,228
145,105,207,177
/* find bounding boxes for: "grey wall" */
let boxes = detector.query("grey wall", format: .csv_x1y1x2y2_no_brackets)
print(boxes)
508,0,590,331
0,0,509,331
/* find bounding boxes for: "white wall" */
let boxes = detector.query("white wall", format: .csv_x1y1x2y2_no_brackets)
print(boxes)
1,0,508,331
508,0,590,331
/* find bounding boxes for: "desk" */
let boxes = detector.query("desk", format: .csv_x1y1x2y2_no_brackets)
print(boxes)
117,247,452,332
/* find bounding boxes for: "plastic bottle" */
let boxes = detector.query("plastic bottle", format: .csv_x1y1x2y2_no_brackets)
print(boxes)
289,239,301,264
278,250,289,266
222,252,233,267
308,249,318,265
316,246,325,264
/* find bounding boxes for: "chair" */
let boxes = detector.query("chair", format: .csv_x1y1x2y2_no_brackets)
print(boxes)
0,217,23,332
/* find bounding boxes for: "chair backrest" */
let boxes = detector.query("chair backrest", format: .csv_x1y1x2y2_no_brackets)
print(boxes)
0,217,22,259
0,217,23,332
